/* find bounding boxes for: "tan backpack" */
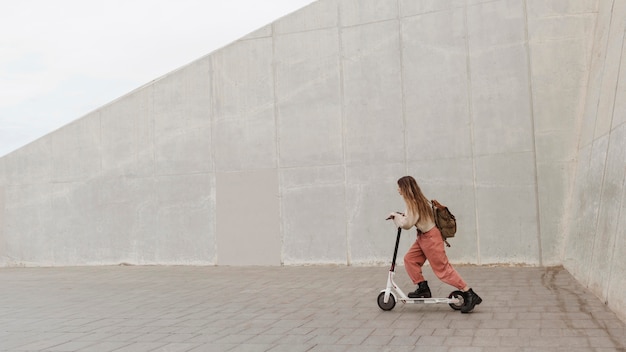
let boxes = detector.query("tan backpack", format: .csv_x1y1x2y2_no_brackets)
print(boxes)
431,199,456,247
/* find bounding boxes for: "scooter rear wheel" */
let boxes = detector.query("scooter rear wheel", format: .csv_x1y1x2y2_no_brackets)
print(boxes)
377,291,396,311
448,290,465,310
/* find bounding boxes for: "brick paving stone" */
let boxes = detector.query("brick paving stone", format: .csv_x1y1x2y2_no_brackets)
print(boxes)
108,342,168,352
387,335,419,345
266,344,314,352
70,341,131,352
154,343,202,352
334,334,368,345
0,266,625,351
45,341,98,351
186,343,237,352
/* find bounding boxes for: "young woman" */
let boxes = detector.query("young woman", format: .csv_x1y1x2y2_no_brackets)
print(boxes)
387,176,482,313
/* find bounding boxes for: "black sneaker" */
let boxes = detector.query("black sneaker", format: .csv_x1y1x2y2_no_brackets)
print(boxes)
461,288,482,313
408,281,432,298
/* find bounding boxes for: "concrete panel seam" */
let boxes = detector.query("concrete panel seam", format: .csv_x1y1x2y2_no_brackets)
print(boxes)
340,18,398,30
273,25,337,38
592,0,617,141
270,22,285,265
595,26,625,295
337,2,350,266
587,0,619,286
209,55,219,265
150,85,156,176
279,163,346,171
587,138,610,288
561,3,602,263
400,5,466,19
522,0,544,266
608,29,626,132
99,111,103,174
464,2,481,265
605,166,626,304
397,0,408,175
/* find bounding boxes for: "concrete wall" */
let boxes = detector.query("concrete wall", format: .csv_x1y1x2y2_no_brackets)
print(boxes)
562,0,626,322
1,0,624,321
0,0,601,268
0,60,215,265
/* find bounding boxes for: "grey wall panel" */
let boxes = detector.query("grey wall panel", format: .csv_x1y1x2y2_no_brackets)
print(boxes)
535,161,575,266
474,152,540,264
468,0,533,157
468,0,527,46
469,44,534,156
578,0,614,149
409,158,479,264
216,170,280,266
2,138,53,186
346,163,407,265
402,8,472,161
567,1,626,322
527,1,597,266
0,161,4,265
607,140,626,320
2,184,53,265
583,135,611,269
154,173,215,264
614,39,626,128
51,114,101,183
399,0,464,17
95,176,156,264
529,33,592,163
589,126,626,299
213,109,276,172
153,59,212,176
100,87,155,178
342,20,404,166
0,185,4,265
525,0,597,17
565,137,609,283
339,0,398,27
274,0,338,35
275,28,343,168
50,181,101,265
563,144,593,280
212,38,276,172
594,0,626,140
280,165,346,264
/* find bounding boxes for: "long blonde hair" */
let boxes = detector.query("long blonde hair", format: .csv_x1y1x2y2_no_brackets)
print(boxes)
397,176,433,222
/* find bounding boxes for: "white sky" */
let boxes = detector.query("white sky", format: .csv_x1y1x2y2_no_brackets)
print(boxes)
0,0,315,157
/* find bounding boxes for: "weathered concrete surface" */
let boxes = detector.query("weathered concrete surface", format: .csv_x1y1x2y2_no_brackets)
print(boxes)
562,0,626,326
0,0,625,322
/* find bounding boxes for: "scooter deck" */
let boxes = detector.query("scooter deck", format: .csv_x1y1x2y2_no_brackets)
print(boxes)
398,297,459,304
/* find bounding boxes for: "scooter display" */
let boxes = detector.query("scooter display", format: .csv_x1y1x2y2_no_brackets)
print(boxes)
377,227,465,311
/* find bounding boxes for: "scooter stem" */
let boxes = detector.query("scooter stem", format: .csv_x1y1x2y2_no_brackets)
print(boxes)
390,227,402,272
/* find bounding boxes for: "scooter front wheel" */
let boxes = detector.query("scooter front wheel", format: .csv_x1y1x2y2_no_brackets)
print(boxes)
377,291,396,311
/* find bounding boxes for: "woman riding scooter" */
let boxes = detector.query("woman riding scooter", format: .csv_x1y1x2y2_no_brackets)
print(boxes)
387,176,482,313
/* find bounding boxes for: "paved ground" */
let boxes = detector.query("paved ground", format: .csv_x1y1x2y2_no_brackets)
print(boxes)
0,265,624,352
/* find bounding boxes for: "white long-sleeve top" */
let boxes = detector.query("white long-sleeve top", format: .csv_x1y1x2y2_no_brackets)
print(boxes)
390,208,436,233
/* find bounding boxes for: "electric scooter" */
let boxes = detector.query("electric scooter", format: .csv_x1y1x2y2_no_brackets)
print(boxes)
377,227,465,311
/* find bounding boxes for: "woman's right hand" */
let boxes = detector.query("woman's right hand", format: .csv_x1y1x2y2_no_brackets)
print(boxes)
386,212,404,220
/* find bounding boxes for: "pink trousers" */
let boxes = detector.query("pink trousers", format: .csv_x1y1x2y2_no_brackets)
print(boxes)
404,226,467,290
